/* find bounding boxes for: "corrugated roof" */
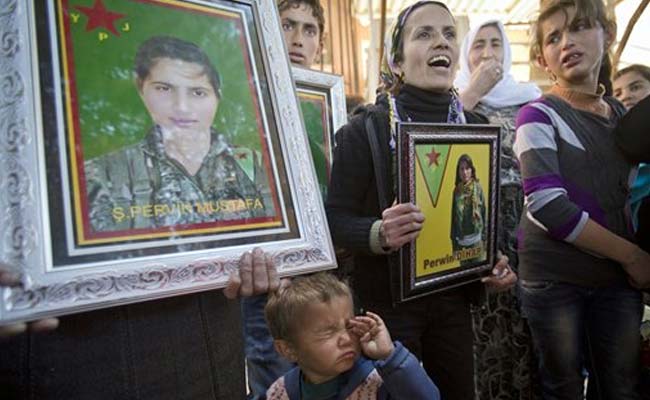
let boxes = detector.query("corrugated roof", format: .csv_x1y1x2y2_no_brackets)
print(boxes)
352,0,539,26
350,0,649,98
352,0,650,68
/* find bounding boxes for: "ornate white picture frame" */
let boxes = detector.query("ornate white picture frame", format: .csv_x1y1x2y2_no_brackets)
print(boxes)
0,0,335,324
291,67,346,198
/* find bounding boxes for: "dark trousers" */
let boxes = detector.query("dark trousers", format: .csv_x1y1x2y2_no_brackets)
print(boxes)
521,280,642,400
366,288,474,400
0,291,245,400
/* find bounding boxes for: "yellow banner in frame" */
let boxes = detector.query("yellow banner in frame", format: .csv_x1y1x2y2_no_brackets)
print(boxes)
415,143,491,279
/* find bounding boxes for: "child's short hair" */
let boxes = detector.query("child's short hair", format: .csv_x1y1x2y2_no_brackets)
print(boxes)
277,0,325,41
265,272,352,342
614,64,650,84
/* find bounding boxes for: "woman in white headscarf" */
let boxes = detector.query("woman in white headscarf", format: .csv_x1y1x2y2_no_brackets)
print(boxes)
457,20,541,188
455,20,542,400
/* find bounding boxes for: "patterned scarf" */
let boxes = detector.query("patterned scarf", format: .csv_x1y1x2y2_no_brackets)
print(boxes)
462,180,483,224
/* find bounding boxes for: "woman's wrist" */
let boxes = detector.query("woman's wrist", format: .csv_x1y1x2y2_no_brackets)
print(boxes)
459,89,480,111
617,242,643,267
573,219,638,265
369,220,391,254
379,222,388,248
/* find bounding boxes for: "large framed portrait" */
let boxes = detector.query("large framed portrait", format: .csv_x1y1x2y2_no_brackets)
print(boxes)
396,123,500,302
292,67,346,198
0,0,335,324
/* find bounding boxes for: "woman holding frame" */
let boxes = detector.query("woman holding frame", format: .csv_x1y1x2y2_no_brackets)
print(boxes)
326,2,515,398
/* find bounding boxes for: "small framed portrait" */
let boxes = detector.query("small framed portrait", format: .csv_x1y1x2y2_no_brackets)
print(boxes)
396,123,500,302
291,67,346,198
0,0,335,324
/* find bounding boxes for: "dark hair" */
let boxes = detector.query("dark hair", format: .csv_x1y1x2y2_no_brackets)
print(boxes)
382,1,454,94
391,1,453,66
134,36,221,98
345,94,366,116
277,0,325,42
455,154,477,186
614,64,650,84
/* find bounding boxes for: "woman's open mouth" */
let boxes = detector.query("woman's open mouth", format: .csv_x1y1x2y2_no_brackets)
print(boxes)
427,54,451,69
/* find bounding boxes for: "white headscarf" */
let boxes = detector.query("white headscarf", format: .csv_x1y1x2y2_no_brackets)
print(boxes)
455,20,541,108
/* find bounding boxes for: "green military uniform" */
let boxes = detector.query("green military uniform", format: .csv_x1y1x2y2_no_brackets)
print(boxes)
85,127,275,232
451,181,486,246
450,179,487,266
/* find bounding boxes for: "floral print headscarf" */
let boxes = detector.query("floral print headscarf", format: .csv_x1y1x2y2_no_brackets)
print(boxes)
380,0,466,151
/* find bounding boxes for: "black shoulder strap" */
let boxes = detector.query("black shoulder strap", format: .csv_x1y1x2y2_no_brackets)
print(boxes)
365,113,402,304
365,114,390,211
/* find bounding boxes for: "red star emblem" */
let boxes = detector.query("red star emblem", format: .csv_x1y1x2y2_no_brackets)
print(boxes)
75,0,126,37
426,148,440,167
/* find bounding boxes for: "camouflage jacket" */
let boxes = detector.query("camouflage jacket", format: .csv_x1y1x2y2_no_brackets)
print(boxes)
84,127,275,232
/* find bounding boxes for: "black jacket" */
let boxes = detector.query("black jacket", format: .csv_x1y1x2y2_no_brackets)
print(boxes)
326,93,487,306
615,94,650,164
614,95,650,252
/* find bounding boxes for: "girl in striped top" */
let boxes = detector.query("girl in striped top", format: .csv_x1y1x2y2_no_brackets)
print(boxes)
514,0,650,398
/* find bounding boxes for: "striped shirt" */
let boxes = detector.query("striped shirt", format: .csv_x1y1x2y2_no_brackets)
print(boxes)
513,95,634,286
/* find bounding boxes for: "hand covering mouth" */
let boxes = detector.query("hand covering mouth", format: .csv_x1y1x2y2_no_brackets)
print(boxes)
427,54,451,68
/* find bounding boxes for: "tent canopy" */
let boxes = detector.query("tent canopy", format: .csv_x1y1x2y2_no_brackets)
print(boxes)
353,0,538,26
323,0,649,97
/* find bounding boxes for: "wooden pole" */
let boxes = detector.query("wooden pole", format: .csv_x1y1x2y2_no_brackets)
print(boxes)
347,0,361,94
613,0,650,68
324,0,333,71
378,0,387,76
